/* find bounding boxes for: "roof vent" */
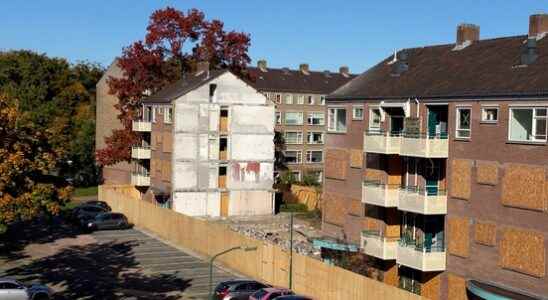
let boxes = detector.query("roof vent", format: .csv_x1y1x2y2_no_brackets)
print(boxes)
257,59,268,72
453,23,480,51
521,37,539,65
299,63,310,75
529,14,548,40
390,50,408,76
339,66,350,77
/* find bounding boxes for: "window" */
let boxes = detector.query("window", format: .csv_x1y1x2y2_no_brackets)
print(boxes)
0,282,22,289
307,132,324,144
275,93,282,104
297,95,305,105
310,171,323,183
164,107,173,124
307,95,314,105
456,107,471,138
307,112,325,125
285,94,293,104
285,151,302,164
275,112,282,125
291,171,301,181
328,107,347,132
369,108,381,131
284,112,304,125
306,150,323,163
152,106,157,123
320,95,326,105
509,107,547,142
285,131,303,144
353,106,364,120
481,106,498,123
143,106,153,122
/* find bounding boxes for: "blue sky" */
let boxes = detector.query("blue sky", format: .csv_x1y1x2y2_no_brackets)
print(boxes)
1,1,545,73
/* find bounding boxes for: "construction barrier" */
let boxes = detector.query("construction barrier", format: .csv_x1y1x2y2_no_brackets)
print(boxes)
99,185,423,300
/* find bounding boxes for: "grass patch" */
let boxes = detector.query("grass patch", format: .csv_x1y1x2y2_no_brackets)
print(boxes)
73,186,98,198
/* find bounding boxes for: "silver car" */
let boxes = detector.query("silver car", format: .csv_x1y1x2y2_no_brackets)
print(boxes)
0,278,51,300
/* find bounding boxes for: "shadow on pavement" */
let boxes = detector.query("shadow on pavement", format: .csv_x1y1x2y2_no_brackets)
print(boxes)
4,240,191,299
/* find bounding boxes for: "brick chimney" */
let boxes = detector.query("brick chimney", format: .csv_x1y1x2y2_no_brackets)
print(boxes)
529,14,548,39
299,63,310,75
196,61,210,74
339,66,350,77
456,23,480,48
257,59,268,72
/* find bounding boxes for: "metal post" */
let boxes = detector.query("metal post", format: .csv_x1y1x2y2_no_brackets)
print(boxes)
289,212,294,290
208,246,257,300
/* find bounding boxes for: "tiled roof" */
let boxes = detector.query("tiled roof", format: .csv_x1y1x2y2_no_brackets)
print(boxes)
246,67,356,94
329,35,548,100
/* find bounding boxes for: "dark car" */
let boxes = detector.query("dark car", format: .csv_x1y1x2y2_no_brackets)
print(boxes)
213,279,268,300
84,212,129,231
273,296,313,300
80,200,111,211
72,205,107,224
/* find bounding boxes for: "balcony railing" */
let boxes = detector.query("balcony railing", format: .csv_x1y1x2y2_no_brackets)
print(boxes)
397,234,446,271
363,131,402,154
132,120,152,132
400,133,448,158
398,186,447,215
131,145,151,159
131,172,150,186
361,230,398,260
362,180,399,207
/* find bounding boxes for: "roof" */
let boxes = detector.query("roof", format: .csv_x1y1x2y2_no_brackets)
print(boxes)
329,35,548,101
142,69,228,103
246,67,356,94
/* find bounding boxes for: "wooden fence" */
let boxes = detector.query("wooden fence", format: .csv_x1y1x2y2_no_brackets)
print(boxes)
99,185,423,300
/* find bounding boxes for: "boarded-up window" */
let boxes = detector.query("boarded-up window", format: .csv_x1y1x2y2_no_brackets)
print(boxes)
450,159,472,200
162,160,171,181
324,148,348,180
447,273,467,300
500,227,545,277
501,163,546,211
474,221,496,246
448,217,469,258
162,131,172,153
323,193,346,226
349,149,363,169
476,160,498,185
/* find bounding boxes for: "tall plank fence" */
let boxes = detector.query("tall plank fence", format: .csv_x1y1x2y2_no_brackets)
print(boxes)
99,185,423,300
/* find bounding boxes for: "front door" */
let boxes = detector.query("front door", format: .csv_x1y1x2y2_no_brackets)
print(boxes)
220,192,229,217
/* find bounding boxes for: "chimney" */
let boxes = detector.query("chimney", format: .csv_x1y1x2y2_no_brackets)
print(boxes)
529,14,548,39
299,63,310,75
339,66,350,77
257,59,268,72
455,23,480,49
196,61,210,75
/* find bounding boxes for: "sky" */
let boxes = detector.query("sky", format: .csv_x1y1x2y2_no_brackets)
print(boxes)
1,1,546,73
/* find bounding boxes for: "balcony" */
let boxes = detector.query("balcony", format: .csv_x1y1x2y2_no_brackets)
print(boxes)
363,131,402,154
400,133,448,158
397,239,446,272
132,120,152,132
362,181,399,207
131,146,151,159
131,172,150,186
398,186,447,215
361,230,398,260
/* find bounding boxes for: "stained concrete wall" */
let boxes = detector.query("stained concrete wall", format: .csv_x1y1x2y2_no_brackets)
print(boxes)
172,72,274,217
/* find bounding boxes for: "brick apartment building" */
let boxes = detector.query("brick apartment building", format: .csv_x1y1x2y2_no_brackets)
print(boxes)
247,61,355,184
323,14,548,300
131,63,275,217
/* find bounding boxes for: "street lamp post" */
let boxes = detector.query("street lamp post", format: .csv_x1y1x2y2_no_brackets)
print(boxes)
208,245,258,300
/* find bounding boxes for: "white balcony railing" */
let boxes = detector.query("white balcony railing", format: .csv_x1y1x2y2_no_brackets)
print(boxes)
363,131,402,154
131,146,151,159
132,120,152,132
398,186,447,215
400,133,448,158
131,172,150,186
362,181,399,207
397,241,446,272
361,230,398,260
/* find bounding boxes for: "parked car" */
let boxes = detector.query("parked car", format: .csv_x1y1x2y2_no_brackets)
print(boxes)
0,278,52,300
213,279,268,300
273,296,312,300
84,212,130,231
80,200,110,211
71,205,107,223
250,287,294,300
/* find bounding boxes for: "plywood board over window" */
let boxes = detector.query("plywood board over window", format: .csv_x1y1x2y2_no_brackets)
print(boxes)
448,217,470,258
501,163,546,211
447,273,467,300
450,159,472,200
474,221,496,246
500,227,545,277
324,148,348,180
476,160,499,185
349,149,363,168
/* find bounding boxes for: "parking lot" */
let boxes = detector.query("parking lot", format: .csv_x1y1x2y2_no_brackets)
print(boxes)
1,219,241,299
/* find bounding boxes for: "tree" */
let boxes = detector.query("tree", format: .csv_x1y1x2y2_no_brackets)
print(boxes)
96,7,251,165
0,94,72,233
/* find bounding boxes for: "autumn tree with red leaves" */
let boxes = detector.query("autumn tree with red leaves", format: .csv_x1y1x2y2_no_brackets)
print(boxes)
96,7,251,166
